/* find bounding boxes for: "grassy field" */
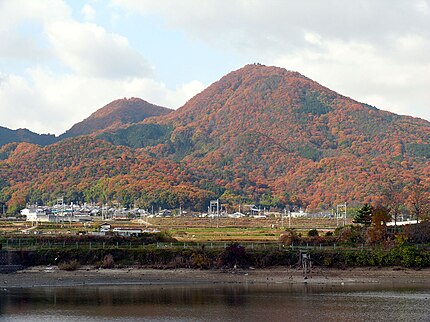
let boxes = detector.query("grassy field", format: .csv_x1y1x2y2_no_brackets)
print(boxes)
0,216,352,242
170,227,282,242
152,217,349,241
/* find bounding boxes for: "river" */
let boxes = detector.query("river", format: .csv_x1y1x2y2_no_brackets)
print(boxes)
1,283,429,321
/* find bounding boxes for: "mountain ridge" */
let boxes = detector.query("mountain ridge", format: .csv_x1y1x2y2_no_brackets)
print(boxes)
59,97,172,139
0,126,57,147
0,97,173,147
0,64,428,212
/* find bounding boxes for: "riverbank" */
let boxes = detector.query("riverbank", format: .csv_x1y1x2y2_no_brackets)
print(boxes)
2,266,430,289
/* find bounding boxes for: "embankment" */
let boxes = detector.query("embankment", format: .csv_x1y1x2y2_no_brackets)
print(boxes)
2,244,429,270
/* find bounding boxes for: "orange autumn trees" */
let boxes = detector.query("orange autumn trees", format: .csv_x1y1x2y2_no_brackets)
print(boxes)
0,64,429,213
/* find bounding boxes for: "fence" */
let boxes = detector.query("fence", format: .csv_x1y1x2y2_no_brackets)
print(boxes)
1,239,283,251
2,238,417,252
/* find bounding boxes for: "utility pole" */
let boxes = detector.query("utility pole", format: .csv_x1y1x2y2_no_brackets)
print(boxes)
289,209,291,229
281,208,285,227
216,199,219,228
336,203,347,226
336,207,339,227
344,203,347,226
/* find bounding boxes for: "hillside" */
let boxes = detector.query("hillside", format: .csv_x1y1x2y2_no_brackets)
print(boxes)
139,64,430,208
60,97,172,139
0,126,57,147
1,64,429,212
0,137,213,213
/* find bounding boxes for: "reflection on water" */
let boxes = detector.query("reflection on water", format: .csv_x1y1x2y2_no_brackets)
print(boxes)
1,283,429,321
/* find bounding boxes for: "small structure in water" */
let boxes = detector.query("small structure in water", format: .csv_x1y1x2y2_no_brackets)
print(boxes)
300,251,312,277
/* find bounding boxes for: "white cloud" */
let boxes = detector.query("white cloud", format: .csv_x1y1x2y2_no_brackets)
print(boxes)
0,33,50,61
414,0,430,15
111,1,430,51
45,20,153,79
0,68,205,135
0,0,70,31
0,0,153,80
304,32,322,46
273,37,430,120
165,80,206,107
112,0,430,121
0,0,70,62
81,4,96,21
0,0,205,134
1,0,429,136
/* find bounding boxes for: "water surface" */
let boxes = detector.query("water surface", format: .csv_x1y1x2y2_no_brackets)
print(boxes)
1,283,429,321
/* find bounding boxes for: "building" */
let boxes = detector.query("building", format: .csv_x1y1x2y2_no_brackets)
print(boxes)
111,227,142,237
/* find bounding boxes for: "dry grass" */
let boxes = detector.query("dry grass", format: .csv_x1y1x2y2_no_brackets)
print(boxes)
0,216,352,243
58,259,80,271
151,216,351,229
156,217,353,242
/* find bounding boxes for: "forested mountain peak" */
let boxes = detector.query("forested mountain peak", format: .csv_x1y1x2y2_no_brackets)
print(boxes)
151,64,429,157
162,63,349,123
141,63,430,208
60,97,172,139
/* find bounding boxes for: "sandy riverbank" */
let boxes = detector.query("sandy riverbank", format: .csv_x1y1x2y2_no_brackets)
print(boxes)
2,266,430,289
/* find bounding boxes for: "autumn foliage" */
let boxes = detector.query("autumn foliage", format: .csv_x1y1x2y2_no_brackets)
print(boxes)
0,64,429,213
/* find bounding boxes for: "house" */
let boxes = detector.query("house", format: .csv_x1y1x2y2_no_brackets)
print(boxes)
156,209,172,217
228,212,246,218
100,222,111,230
21,207,92,223
112,227,142,237
21,208,53,223
245,205,261,216
386,219,419,226
100,222,111,233
290,208,307,217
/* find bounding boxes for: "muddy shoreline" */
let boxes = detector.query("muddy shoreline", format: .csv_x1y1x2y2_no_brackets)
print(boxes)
2,266,430,289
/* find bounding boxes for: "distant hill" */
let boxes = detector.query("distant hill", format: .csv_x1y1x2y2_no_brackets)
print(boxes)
0,126,57,147
139,64,429,208
1,64,429,212
0,97,172,148
59,97,172,139
0,137,213,213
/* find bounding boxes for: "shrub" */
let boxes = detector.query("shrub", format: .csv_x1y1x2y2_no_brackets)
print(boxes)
335,225,366,245
191,251,210,269
58,259,80,271
219,243,248,268
279,229,298,246
366,226,387,245
101,254,114,268
307,229,319,237
402,221,430,243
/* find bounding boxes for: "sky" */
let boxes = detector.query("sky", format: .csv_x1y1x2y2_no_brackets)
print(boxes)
0,0,429,135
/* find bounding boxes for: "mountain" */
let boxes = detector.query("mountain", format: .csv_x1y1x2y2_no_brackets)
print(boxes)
0,126,57,147
1,64,429,212
0,98,172,148
137,64,430,208
60,97,172,139
0,136,213,213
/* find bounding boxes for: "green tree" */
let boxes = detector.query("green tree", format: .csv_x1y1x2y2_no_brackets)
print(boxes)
353,203,373,226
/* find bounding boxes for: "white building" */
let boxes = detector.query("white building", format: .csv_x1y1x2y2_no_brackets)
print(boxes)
21,208,52,222
112,227,142,237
